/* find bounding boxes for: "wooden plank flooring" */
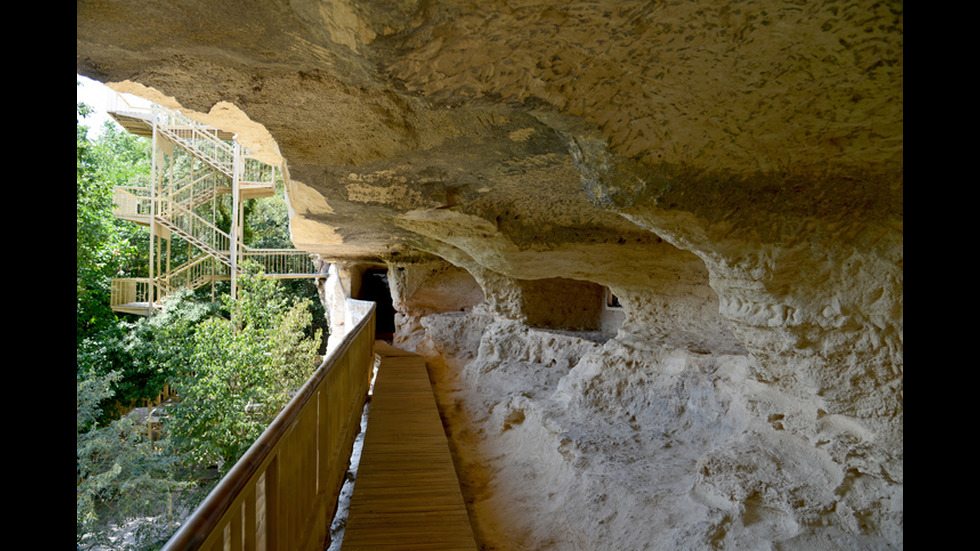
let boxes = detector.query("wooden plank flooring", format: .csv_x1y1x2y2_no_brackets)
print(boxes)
341,342,477,550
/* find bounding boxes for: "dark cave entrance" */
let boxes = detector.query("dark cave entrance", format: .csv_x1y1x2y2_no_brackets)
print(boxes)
358,268,396,341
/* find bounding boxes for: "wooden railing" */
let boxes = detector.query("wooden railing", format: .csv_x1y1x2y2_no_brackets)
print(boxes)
162,301,377,551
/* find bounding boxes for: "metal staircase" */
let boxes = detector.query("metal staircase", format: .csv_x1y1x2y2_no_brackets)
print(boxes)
157,200,234,267
155,122,236,179
107,96,322,315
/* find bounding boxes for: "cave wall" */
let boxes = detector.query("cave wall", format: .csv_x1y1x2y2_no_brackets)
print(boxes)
78,1,902,549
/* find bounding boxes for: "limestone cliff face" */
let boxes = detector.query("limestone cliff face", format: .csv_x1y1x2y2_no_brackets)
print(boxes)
78,1,902,549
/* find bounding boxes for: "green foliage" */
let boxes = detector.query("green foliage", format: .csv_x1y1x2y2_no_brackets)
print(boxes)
77,289,218,422
168,273,323,474
213,182,290,249
241,182,329,351
244,180,293,249
77,370,121,435
76,278,323,548
77,370,197,550
76,92,151,344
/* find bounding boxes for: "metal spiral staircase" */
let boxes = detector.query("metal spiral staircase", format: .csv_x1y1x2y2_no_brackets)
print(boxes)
108,97,321,315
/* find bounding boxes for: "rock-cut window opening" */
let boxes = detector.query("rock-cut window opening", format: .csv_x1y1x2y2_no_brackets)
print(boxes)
605,287,622,309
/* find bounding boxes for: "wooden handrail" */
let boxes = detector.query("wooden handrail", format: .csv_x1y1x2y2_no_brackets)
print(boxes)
161,301,377,551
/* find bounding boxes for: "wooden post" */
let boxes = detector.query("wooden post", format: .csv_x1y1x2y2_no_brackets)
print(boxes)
267,454,280,551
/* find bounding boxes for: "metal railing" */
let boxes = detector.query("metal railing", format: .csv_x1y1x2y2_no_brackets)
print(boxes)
240,249,318,278
158,200,233,265
162,302,377,551
165,254,230,293
114,173,222,224
167,170,225,212
241,156,276,186
112,186,154,219
153,107,277,189
113,186,319,280
110,277,153,306
107,93,277,185
154,111,236,178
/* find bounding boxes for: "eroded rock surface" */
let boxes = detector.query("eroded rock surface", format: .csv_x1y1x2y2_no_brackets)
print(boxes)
78,1,902,548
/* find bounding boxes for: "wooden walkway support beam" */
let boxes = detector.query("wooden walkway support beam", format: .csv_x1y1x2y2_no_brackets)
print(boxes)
341,342,478,550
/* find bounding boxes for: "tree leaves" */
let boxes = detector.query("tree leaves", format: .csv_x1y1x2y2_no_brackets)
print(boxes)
76,277,323,548
76,371,196,548
76,99,150,344
167,273,322,474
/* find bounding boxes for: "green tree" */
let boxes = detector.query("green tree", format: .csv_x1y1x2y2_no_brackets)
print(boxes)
77,370,196,550
77,277,323,548
168,272,323,474
243,180,292,249
242,180,329,351
77,288,216,423
77,90,150,345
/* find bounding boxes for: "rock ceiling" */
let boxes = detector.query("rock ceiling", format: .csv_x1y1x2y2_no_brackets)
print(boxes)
77,0,902,269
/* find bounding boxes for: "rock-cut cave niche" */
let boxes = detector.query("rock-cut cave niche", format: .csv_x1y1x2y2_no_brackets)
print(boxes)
518,277,623,338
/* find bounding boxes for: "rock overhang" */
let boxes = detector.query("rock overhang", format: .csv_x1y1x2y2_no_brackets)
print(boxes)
77,0,903,405
78,0,902,271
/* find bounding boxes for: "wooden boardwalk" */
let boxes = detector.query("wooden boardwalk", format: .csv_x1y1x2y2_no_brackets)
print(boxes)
341,342,478,550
